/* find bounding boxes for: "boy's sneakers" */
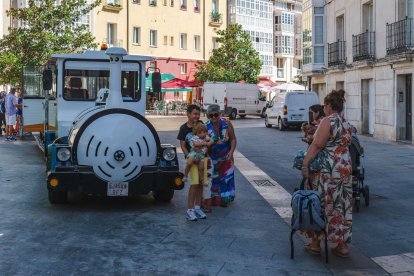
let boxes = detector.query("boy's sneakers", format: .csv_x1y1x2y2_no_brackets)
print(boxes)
186,209,198,221
194,208,207,219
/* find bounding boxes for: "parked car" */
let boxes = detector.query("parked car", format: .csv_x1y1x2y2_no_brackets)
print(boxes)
265,91,320,130
202,82,267,120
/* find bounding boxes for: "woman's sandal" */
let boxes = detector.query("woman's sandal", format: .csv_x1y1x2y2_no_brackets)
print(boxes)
331,247,349,258
304,244,321,255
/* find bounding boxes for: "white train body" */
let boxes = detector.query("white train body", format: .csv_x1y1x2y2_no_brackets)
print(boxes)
22,48,183,204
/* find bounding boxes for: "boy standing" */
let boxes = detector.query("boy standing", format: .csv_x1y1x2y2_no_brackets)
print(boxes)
177,105,208,221
4,88,20,141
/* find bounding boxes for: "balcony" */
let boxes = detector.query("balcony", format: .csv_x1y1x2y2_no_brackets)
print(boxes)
386,17,414,55
328,40,346,67
103,0,122,12
352,31,375,61
209,11,222,27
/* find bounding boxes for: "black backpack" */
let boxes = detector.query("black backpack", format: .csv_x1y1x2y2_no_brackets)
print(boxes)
290,178,328,263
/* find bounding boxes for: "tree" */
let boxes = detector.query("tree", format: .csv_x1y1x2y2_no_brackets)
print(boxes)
195,24,262,84
0,0,101,86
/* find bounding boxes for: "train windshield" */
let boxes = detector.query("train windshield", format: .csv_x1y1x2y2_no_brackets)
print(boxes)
63,67,141,102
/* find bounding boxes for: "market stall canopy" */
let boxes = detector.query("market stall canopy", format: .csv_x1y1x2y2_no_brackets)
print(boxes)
257,79,276,92
162,78,202,89
145,73,175,91
274,82,306,91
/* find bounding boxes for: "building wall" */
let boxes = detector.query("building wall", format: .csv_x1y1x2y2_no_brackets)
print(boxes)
93,0,227,82
306,0,414,143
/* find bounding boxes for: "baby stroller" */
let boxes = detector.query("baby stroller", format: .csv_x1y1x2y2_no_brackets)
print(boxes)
349,133,369,212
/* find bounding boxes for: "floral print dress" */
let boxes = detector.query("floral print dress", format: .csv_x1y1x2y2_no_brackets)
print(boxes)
205,118,235,205
306,113,353,245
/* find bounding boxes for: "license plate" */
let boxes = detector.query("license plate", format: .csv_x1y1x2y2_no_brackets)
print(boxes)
291,115,303,120
107,182,129,196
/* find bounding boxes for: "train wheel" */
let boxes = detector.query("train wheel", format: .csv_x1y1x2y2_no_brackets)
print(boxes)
48,190,67,204
153,189,174,202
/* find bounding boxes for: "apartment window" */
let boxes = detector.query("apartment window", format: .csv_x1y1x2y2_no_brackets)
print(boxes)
194,35,200,51
212,0,218,12
314,46,324,63
180,33,187,49
149,0,157,6
281,36,294,55
163,35,168,45
281,12,294,33
315,16,323,44
163,0,167,5
194,0,199,12
170,36,174,46
107,23,116,46
180,0,187,9
150,30,157,47
180,63,187,74
133,27,141,45
336,15,344,41
132,0,141,4
170,0,174,6
362,2,374,32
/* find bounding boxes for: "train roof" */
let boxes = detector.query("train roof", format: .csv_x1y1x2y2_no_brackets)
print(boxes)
51,50,153,62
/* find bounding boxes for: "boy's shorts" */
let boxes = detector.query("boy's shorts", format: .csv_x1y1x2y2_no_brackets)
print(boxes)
187,157,208,186
5,114,16,126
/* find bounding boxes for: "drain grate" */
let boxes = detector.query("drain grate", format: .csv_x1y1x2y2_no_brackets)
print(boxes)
253,180,275,187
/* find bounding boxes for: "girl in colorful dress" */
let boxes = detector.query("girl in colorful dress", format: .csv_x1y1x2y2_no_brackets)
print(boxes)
205,104,237,207
302,90,353,258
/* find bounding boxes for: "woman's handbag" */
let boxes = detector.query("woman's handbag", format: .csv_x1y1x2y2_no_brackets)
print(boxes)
293,150,326,172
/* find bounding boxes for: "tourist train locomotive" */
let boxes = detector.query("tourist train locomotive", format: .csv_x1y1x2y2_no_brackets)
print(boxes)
22,48,183,203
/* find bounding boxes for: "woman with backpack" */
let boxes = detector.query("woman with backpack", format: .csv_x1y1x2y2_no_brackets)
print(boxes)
301,90,353,258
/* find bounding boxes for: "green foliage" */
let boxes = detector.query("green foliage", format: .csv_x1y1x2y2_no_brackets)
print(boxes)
0,0,101,86
293,74,306,86
195,24,262,84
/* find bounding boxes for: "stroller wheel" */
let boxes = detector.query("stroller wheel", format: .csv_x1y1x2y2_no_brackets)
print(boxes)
354,198,360,213
364,185,370,207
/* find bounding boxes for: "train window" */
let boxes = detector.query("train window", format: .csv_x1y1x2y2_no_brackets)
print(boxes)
63,69,141,102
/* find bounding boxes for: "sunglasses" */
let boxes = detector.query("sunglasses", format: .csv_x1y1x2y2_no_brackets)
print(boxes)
208,113,219,118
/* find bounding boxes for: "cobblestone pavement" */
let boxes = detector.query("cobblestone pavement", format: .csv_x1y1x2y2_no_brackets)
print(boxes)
0,115,412,275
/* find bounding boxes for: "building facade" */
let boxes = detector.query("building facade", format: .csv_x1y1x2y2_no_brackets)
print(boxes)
228,0,274,78
92,0,227,84
273,0,303,84
303,0,414,144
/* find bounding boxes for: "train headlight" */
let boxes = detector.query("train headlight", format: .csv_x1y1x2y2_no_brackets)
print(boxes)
162,148,176,161
57,148,71,162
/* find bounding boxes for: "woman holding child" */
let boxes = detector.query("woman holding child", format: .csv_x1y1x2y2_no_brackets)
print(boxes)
205,105,237,207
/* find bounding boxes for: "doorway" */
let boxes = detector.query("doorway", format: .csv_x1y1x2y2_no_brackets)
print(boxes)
361,79,375,135
397,74,413,141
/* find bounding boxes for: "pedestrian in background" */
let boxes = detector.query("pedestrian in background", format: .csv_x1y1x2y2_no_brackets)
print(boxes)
205,104,237,207
301,90,353,258
4,88,20,141
177,104,208,221
0,91,7,136
16,88,24,139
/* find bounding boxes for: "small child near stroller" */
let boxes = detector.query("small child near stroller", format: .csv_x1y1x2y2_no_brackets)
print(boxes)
349,127,369,212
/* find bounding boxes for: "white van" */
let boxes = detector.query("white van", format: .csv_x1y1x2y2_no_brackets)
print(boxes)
202,82,267,119
265,91,320,130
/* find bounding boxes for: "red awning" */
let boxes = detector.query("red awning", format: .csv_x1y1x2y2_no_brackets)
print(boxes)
161,78,202,88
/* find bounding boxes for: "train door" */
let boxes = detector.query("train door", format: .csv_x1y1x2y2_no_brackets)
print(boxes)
22,66,45,133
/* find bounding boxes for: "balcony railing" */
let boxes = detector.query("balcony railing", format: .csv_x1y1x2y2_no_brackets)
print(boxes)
328,40,346,66
386,17,414,55
352,31,375,61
